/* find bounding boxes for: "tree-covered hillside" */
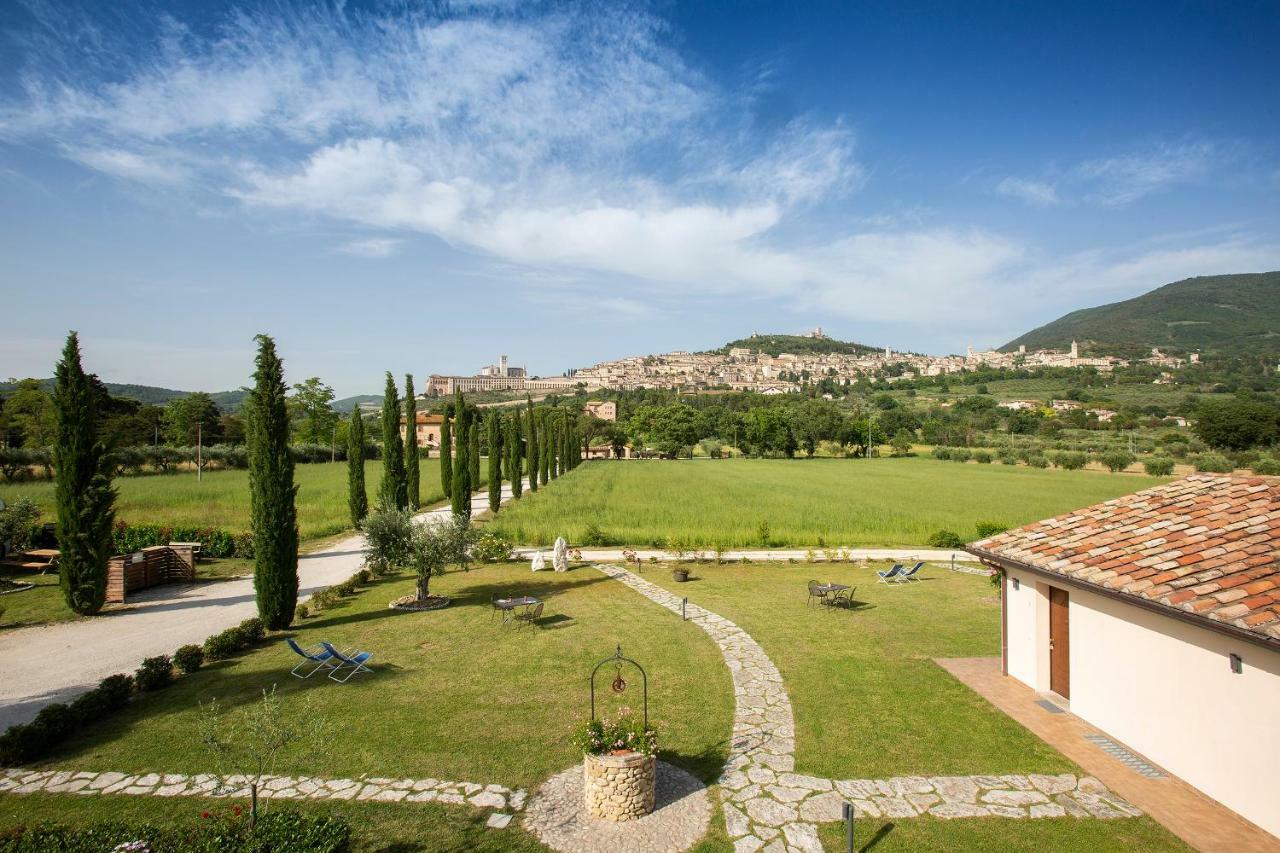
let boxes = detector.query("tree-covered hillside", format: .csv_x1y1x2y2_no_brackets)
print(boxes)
717,333,879,357
1003,272,1280,359
0,379,247,411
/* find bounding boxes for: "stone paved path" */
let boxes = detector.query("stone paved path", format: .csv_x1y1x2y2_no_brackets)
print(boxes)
0,766,525,812
524,760,712,853
591,564,1142,853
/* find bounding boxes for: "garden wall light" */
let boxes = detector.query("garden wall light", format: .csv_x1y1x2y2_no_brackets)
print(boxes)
1229,653,1243,674
1011,577,1020,591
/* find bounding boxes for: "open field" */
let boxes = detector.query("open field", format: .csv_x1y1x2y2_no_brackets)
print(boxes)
0,458,484,541
488,457,1168,547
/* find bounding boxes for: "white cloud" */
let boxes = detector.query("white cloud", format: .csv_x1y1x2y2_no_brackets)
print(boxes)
1075,142,1213,206
66,147,191,186
337,238,402,258
995,176,1059,206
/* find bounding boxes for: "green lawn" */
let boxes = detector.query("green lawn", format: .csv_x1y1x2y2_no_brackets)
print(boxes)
489,457,1167,547
32,564,734,792
0,458,482,541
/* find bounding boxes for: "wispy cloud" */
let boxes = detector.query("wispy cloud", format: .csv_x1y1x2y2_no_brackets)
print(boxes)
336,237,401,258
995,176,1059,206
1075,142,1214,206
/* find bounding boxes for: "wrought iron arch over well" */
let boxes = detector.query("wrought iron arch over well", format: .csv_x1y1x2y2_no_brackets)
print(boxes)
589,644,648,728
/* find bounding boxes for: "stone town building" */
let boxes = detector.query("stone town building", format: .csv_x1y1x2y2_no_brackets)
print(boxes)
969,475,1280,840
399,412,445,449
583,400,617,422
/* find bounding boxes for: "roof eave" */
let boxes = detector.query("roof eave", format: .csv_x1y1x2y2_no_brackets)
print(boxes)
965,545,1280,654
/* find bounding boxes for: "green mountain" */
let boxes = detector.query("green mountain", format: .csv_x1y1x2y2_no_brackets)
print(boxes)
1003,272,1280,359
717,333,879,357
331,394,383,412
0,379,248,411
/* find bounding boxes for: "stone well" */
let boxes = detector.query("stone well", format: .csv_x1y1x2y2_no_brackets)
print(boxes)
583,752,656,821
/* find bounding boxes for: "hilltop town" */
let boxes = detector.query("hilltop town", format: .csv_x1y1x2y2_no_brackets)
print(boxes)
427,329,1195,397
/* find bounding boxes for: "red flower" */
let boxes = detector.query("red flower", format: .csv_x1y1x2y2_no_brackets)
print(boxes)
201,811,210,819
231,805,242,816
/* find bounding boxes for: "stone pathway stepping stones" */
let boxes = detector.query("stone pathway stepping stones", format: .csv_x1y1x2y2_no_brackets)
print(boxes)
592,564,1142,853
524,760,711,853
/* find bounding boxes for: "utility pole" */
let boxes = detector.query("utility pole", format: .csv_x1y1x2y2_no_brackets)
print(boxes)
331,424,336,463
196,421,203,483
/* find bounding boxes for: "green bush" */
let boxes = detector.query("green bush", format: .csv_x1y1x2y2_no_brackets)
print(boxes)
1097,450,1136,473
1253,457,1280,475
951,448,972,463
1192,453,1234,474
1052,451,1088,470
998,451,1018,465
134,655,173,692
973,450,993,464
1143,456,1176,476
472,530,513,562
580,521,611,546
0,810,351,852
0,674,133,765
110,523,241,558
237,617,265,643
1164,441,1189,459
931,446,952,460
974,521,1009,539
356,569,371,584
0,497,41,556
295,603,310,621
756,520,771,547
203,629,243,661
173,644,204,675
1027,454,1050,468
926,529,965,548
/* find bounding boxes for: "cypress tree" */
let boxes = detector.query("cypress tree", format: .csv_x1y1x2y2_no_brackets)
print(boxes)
526,397,539,492
379,373,408,510
404,374,420,509
509,409,523,498
440,405,453,498
539,412,550,486
549,413,560,480
468,419,480,491
247,334,299,630
451,392,471,517
52,332,115,615
487,412,503,513
346,405,368,527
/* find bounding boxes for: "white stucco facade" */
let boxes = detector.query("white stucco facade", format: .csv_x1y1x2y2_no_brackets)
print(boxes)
1003,566,1280,840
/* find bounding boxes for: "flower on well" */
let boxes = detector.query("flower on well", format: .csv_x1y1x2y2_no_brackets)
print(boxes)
570,707,658,756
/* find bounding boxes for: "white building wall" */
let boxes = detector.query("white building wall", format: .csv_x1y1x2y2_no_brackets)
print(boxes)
1004,566,1280,839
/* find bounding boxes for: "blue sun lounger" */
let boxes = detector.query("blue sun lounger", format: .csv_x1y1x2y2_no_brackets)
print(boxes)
319,641,374,683
898,562,925,582
877,564,904,584
285,638,341,679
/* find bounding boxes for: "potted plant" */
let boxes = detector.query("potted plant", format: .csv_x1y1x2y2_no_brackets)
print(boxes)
571,708,658,821
672,567,689,582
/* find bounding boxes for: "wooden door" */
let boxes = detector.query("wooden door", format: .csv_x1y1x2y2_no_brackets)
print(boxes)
1049,587,1070,699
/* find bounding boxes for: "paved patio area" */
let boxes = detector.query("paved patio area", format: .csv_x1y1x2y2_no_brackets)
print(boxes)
936,657,1279,853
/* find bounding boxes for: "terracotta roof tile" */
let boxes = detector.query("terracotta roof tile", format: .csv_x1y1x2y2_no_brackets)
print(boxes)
970,474,1280,647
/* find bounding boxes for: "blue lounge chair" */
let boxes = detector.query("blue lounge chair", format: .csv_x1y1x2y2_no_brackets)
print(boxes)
877,564,903,584
285,638,340,679
319,641,374,683
898,562,925,582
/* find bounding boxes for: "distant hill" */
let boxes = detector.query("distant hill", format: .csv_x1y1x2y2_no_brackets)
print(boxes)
0,379,248,411
332,394,382,412
1003,272,1280,359
717,333,879,357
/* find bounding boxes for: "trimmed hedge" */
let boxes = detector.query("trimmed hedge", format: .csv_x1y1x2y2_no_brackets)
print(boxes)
173,644,204,674
112,523,247,559
135,655,173,692
0,674,133,765
0,810,350,852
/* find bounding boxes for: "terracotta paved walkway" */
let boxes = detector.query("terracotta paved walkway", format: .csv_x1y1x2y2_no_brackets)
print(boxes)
937,657,1280,853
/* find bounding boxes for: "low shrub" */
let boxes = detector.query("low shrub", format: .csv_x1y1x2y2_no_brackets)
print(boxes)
237,617,265,643
1097,450,1136,473
1192,453,1234,474
998,451,1018,465
1253,457,1280,475
973,450,993,464
756,520,771,548
472,530,513,562
295,603,310,621
951,448,972,463
173,644,204,675
0,674,133,765
356,569,371,584
0,810,351,852
203,629,243,662
580,521,611,547
926,529,965,548
1052,451,1088,470
134,655,173,692
1027,454,1050,468
1143,456,1176,476
335,579,356,596
974,521,1009,539
931,446,952,460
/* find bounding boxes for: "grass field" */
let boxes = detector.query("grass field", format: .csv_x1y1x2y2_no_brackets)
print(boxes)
488,457,1168,547
0,458,484,541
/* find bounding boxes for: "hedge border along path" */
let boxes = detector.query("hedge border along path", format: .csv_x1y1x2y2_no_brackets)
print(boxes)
590,564,1143,853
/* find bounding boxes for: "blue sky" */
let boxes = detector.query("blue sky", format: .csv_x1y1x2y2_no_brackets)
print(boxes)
1,0,1277,396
